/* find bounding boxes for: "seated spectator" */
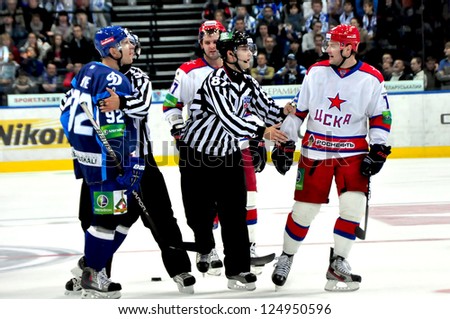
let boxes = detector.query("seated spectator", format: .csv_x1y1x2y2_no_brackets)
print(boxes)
260,35,284,71
273,53,306,85
43,34,70,72
0,13,28,46
436,41,450,90
202,0,233,21
214,9,228,28
74,8,97,41
1,33,20,64
410,56,427,88
49,11,72,42
302,20,323,53
424,56,439,91
250,51,275,85
302,33,327,69
362,0,376,40
253,1,282,20
277,22,299,56
63,62,82,89
19,32,50,62
257,4,281,36
0,34,10,65
12,70,38,93
381,61,393,81
389,59,413,81
350,17,373,61
23,0,52,35
230,17,247,34
19,46,45,80
254,22,272,52
280,1,304,35
29,13,47,43
39,61,64,93
304,0,329,34
0,52,19,104
339,1,355,25
228,4,256,36
67,24,97,64
1,0,27,31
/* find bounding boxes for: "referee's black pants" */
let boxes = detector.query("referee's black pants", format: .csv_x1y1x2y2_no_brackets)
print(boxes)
179,144,251,277
79,152,192,278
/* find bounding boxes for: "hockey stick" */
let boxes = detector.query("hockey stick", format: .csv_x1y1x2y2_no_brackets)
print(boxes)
79,102,185,251
355,177,371,240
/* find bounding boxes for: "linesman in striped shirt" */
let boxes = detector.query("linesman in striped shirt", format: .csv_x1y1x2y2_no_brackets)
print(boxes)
178,30,295,291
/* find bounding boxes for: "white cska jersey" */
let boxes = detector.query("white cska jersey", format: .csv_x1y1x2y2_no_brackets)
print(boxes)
286,60,392,160
163,57,216,126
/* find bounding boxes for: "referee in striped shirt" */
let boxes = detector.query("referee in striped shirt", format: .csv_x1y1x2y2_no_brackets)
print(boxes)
178,31,295,289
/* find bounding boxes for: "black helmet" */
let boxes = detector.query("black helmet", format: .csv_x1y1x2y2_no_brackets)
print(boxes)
217,31,257,59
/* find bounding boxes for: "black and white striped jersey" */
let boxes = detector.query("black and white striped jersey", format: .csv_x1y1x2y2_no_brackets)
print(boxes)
182,67,285,156
122,67,153,157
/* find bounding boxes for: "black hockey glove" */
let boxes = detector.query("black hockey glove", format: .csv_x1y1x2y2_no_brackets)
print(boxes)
360,144,391,176
170,124,183,151
271,140,296,175
116,156,145,194
249,139,267,173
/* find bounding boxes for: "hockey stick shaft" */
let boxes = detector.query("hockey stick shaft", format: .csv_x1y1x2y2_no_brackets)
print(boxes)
79,102,186,251
355,177,370,240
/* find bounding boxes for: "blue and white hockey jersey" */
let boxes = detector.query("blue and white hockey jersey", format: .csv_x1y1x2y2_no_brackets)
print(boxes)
60,62,134,184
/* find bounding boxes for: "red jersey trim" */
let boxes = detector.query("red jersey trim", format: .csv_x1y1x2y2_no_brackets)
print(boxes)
179,58,209,74
358,62,384,83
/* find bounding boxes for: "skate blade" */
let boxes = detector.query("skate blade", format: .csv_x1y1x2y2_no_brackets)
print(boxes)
324,280,360,292
274,284,285,292
251,265,263,275
227,280,256,291
207,267,222,276
81,289,121,299
64,289,82,296
176,284,194,294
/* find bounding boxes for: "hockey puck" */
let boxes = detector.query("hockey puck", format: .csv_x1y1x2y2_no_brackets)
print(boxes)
151,277,162,282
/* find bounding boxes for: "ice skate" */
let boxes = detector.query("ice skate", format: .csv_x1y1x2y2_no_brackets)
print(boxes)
324,248,361,292
226,272,257,291
196,252,210,275
271,253,293,290
250,243,263,275
81,267,122,299
207,248,223,276
64,256,85,295
172,272,196,294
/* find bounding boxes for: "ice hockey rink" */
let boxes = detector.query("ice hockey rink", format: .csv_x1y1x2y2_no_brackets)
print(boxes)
1,157,449,318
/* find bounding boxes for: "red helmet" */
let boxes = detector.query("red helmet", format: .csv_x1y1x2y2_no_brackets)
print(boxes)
326,24,360,52
198,20,226,43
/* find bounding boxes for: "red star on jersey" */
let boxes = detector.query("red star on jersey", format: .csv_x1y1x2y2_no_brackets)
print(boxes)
328,93,346,111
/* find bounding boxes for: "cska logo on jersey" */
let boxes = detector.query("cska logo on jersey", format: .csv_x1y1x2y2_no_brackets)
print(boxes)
242,96,251,109
328,93,346,111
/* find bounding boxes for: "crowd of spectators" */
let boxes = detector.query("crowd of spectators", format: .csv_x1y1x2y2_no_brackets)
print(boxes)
201,0,450,89
1,0,450,103
0,0,112,103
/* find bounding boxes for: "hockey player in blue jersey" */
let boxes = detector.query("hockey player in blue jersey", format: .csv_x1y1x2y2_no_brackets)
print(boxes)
60,25,144,299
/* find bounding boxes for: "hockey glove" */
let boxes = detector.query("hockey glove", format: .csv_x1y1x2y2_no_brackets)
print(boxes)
249,139,267,173
116,156,145,194
170,124,183,151
360,144,391,176
271,140,296,175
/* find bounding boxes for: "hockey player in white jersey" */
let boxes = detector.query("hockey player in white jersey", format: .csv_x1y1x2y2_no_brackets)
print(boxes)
271,24,392,291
